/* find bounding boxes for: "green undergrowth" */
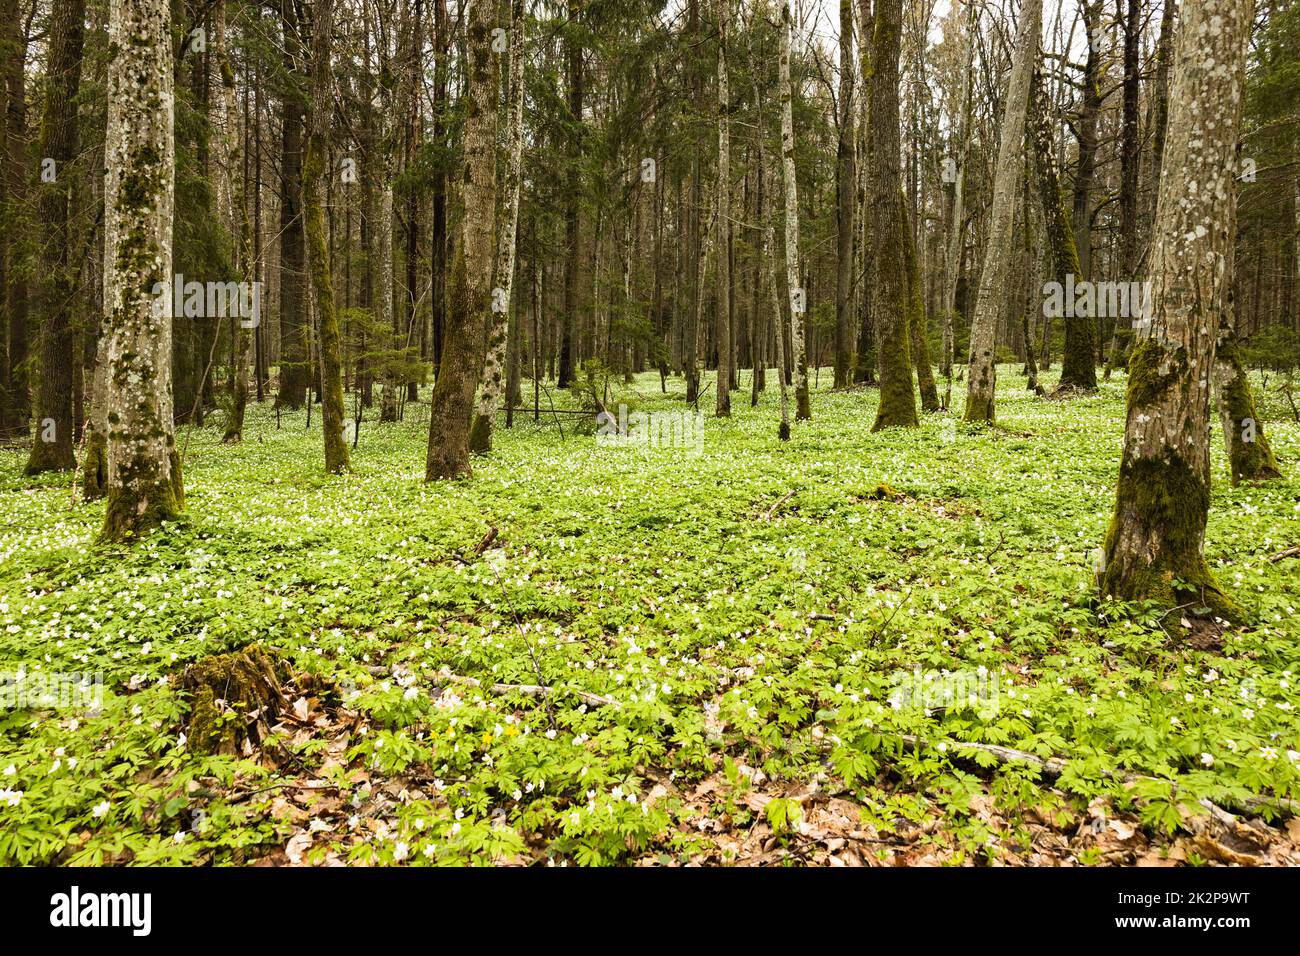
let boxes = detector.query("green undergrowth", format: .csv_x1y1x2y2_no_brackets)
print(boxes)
1,366,1298,865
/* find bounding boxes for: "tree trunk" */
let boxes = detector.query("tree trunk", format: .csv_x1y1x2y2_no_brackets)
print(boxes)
964,0,1040,424
867,0,917,430
0,0,30,441
1105,0,1143,376
833,0,855,388
1215,324,1281,484
425,0,499,480
1072,1,1101,305
216,2,253,444
1099,0,1253,619
904,204,939,412
715,0,732,417
852,0,876,386
940,0,977,403
79,335,109,501
470,0,526,452
25,0,85,473
100,0,184,542
276,0,308,409
779,2,810,421
558,0,581,389
303,0,349,474
1029,62,1096,392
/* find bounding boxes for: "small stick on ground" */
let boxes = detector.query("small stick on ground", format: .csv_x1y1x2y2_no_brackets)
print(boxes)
762,490,796,521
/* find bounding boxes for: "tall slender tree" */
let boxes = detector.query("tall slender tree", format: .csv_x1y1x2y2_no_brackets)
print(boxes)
426,0,499,479
1029,62,1095,391
25,0,86,473
778,1,810,421
833,0,855,388
470,0,526,452
716,0,732,416
303,0,349,473
964,0,1041,423
867,0,917,430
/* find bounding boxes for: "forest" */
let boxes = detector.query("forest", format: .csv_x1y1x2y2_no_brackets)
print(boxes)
0,0,1298,881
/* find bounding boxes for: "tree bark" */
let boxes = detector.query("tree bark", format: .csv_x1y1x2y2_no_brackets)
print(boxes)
0,0,30,441
425,0,499,480
100,0,183,542
940,0,977,401
964,0,1040,424
867,0,917,430
471,0,526,451
1215,323,1281,484
715,0,732,417
25,0,85,473
1099,0,1254,619
1029,62,1096,392
276,0,308,409
303,0,349,474
833,0,855,388
779,1,810,421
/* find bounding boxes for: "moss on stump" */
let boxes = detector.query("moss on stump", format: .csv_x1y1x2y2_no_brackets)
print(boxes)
182,647,290,756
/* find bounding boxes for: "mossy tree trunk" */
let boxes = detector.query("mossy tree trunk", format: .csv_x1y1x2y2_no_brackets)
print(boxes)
778,2,810,422
1215,324,1281,485
867,0,917,431
79,335,109,501
25,0,84,474
426,0,499,480
903,203,938,413
1029,63,1096,393
1099,0,1253,619
470,0,526,453
964,0,1039,424
303,0,349,474
99,0,183,542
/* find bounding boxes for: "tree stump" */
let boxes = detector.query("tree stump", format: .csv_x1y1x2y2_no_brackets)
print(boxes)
182,647,289,756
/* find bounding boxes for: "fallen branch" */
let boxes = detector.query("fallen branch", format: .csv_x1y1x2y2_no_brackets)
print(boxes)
362,664,620,710
440,673,621,709
473,526,500,556
762,490,796,521
1267,546,1299,563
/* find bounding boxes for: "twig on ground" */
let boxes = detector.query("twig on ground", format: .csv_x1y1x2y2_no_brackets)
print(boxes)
762,490,796,521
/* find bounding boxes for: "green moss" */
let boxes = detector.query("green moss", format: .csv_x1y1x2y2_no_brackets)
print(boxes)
468,412,492,454
904,202,939,413
182,647,286,756
1100,453,1243,621
1217,331,1282,486
79,430,108,501
1125,339,1186,413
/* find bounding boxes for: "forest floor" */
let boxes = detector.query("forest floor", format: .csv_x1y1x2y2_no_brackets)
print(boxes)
2,366,1300,866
